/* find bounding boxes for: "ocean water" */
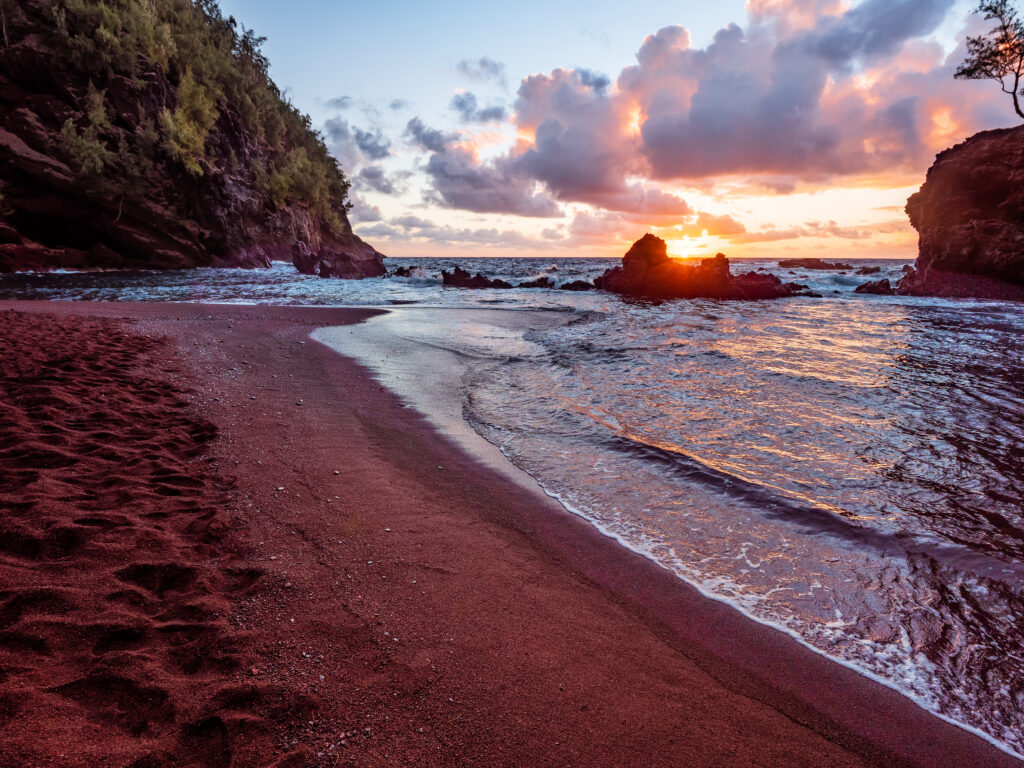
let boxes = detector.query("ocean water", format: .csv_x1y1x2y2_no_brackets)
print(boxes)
3,256,1023,757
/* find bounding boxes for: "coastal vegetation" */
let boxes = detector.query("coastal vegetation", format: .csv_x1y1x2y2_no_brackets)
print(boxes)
52,0,350,225
0,0,385,274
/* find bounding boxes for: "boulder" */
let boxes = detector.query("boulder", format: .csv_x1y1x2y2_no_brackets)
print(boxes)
900,124,1024,299
517,276,555,288
558,280,595,291
856,266,881,275
854,278,894,295
441,266,513,289
595,235,793,300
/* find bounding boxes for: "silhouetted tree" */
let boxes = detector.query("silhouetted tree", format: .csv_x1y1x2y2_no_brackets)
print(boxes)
956,1,1024,120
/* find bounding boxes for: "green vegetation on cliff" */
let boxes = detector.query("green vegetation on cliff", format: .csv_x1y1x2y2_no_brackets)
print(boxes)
51,0,350,228
0,0,386,273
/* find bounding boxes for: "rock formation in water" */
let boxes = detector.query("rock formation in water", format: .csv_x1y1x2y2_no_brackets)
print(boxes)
854,278,894,295
596,234,794,300
558,280,595,291
777,258,854,270
516,276,555,288
0,0,383,277
441,266,513,289
900,125,1024,299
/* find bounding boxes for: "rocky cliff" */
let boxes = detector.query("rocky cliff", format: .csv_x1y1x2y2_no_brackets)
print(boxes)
900,125,1024,300
0,0,384,276
596,234,795,300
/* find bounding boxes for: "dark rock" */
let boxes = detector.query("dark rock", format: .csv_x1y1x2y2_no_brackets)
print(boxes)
785,282,810,290
390,265,419,277
899,125,1024,299
558,280,595,291
291,234,385,279
856,266,881,275
902,264,914,274
854,278,894,295
777,258,855,270
517,276,555,288
596,235,793,300
441,266,513,289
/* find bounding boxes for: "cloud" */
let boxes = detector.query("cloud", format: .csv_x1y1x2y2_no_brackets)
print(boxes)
405,117,455,152
730,218,909,243
450,92,508,123
802,0,955,68
357,165,400,195
627,2,1001,182
347,191,383,224
512,68,690,215
325,95,352,111
347,1,1007,241
352,127,391,160
422,144,562,217
576,68,611,95
389,98,411,110
394,215,436,230
360,216,554,249
456,57,508,87
681,212,748,237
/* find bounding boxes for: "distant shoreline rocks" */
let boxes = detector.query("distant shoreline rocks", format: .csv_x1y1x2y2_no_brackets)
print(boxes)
777,258,854,271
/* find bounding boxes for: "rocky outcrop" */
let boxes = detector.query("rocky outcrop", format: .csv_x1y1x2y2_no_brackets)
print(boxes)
442,266,513,289
0,0,383,277
596,234,794,300
291,235,385,279
900,125,1024,299
778,258,854,270
558,280,595,291
854,278,894,295
517,276,555,288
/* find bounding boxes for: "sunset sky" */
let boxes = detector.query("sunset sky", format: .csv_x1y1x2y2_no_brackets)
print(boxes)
217,0,1010,259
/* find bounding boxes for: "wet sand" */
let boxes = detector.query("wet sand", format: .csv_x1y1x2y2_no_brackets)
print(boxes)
0,300,1017,768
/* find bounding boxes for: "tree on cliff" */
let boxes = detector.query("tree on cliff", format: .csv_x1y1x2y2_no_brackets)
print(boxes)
956,1,1024,120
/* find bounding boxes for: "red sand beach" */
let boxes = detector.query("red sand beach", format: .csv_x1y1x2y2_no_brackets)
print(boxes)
0,300,1018,768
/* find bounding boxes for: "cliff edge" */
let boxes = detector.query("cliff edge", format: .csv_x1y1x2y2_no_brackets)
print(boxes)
900,125,1024,299
0,0,384,277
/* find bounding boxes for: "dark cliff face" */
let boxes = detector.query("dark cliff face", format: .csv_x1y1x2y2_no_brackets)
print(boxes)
900,125,1024,299
0,0,384,277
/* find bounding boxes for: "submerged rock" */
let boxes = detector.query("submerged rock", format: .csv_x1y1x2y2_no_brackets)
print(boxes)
558,280,595,291
517,276,555,288
900,125,1024,299
777,258,854,270
441,266,513,289
856,266,881,275
854,278,894,295
595,234,793,300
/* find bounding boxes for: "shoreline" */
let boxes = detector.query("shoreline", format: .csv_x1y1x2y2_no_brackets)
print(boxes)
323,306,1024,763
0,299,1018,767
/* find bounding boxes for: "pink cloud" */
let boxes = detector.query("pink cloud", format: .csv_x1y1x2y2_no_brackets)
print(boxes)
408,0,1009,227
